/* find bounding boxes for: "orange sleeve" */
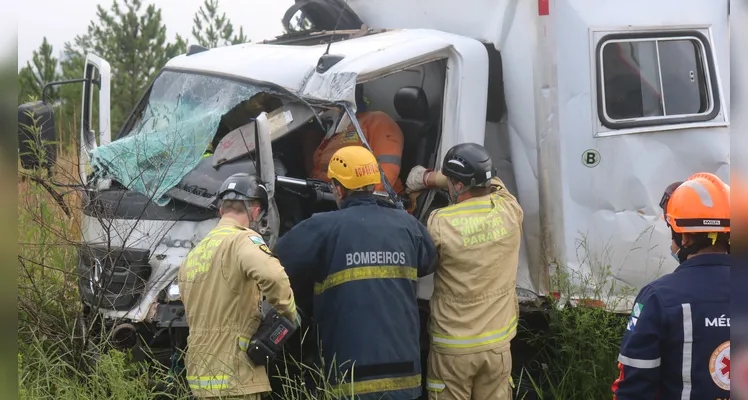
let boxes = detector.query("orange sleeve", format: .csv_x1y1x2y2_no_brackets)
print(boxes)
362,112,404,192
611,362,624,399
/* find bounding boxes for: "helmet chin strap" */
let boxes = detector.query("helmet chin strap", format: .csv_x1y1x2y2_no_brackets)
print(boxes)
672,231,692,264
243,200,266,232
672,230,714,263
447,179,473,205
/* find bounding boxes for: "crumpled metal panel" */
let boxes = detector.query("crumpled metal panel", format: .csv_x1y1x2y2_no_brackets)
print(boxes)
81,214,219,322
300,70,359,106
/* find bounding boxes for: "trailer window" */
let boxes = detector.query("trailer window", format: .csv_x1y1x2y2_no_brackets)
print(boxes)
597,32,720,129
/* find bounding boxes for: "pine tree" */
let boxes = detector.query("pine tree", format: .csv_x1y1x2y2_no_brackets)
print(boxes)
18,37,60,104
84,0,187,133
191,0,248,48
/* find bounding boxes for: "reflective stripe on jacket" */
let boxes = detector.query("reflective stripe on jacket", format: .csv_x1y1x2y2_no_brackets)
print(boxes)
310,111,405,193
177,216,297,398
274,193,437,400
426,176,524,355
611,253,730,400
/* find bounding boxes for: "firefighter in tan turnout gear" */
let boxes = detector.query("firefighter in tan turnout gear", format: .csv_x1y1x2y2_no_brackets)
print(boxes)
178,173,298,399
406,143,524,400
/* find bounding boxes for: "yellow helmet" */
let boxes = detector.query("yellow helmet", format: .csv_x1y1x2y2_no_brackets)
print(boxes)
327,146,381,190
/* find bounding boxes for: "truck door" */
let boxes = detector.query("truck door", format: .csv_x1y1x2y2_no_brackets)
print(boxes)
79,54,112,185
252,112,281,250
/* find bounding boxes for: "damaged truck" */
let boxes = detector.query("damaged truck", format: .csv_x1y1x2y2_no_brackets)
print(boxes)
17,0,730,394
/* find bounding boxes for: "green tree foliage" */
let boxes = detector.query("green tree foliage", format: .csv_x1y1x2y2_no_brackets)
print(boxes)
191,0,248,48
86,0,187,134
19,0,187,147
18,37,60,104
17,38,71,148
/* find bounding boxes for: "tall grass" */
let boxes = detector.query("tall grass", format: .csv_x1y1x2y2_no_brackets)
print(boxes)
512,235,638,400
17,103,179,399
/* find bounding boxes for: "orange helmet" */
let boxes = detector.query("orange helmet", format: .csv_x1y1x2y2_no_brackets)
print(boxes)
662,172,730,233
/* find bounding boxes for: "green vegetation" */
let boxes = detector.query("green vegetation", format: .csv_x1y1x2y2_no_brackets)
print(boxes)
191,0,249,48
510,237,641,400
514,298,630,399
17,0,245,146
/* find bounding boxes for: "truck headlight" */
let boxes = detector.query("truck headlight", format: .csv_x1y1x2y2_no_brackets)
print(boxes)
166,281,181,302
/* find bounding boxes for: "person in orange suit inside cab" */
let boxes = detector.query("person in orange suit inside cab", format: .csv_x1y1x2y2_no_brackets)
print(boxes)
301,84,405,195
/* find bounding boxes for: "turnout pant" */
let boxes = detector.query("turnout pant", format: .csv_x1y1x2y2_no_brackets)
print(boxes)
426,348,513,400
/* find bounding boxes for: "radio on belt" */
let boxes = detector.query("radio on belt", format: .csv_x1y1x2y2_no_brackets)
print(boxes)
247,307,297,366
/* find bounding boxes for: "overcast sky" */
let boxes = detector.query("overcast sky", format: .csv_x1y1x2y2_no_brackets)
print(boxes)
17,0,295,70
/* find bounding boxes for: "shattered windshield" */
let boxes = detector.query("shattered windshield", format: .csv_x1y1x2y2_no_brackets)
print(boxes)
90,70,283,206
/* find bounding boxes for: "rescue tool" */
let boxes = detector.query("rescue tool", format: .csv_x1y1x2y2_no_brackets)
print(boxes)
247,308,298,366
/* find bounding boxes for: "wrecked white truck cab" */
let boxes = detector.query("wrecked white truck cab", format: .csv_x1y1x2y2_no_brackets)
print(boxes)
63,25,496,358
17,0,729,386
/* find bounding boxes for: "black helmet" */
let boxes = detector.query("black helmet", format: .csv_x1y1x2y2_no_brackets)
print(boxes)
217,173,268,210
442,143,493,187
658,180,684,214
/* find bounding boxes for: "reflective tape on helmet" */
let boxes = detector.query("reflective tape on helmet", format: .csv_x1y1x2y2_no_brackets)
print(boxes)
333,374,421,396
186,375,229,390
426,379,446,392
680,179,714,207
314,266,417,295
431,317,518,348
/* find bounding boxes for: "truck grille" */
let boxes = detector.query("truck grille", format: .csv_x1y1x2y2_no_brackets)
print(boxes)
77,245,151,311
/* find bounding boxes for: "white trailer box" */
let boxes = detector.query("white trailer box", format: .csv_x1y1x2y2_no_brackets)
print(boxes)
344,0,731,311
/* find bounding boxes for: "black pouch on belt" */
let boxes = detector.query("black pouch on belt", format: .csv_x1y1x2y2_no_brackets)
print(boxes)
247,308,297,366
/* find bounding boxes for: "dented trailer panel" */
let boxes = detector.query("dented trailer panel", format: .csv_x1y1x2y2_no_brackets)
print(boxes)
548,0,729,311
345,0,730,311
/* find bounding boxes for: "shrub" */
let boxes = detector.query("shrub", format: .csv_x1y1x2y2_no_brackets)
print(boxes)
512,235,639,400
